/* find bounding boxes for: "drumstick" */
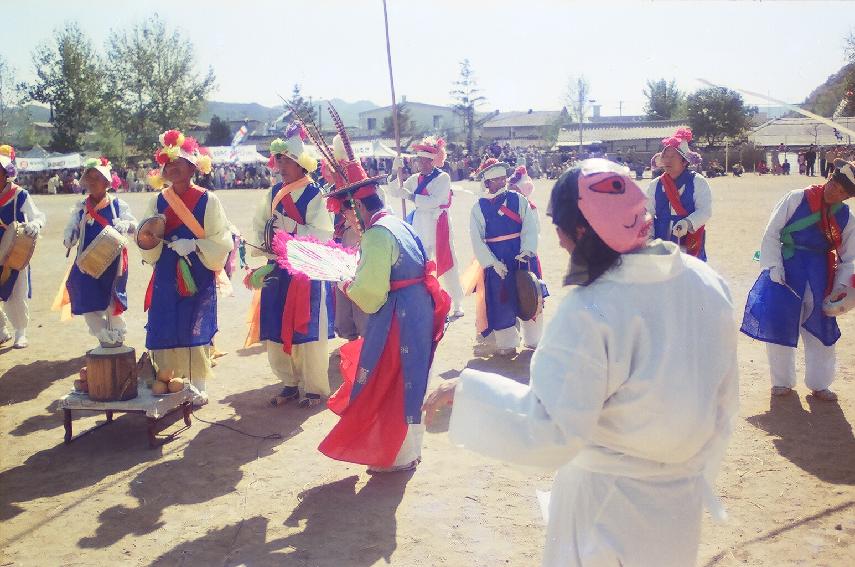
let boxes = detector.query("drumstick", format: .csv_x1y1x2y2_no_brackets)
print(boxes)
65,247,71,258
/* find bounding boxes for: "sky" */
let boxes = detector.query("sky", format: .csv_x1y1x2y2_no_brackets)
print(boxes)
5,0,854,116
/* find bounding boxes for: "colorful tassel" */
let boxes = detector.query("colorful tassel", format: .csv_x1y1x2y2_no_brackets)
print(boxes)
176,257,198,297
249,264,275,289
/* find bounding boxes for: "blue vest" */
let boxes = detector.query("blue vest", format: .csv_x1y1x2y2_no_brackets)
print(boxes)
478,191,524,334
66,198,129,314
260,182,334,344
0,187,30,302
353,214,434,424
653,170,707,260
741,194,850,347
145,190,218,349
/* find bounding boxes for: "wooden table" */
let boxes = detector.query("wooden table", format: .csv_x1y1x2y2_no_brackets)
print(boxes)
58,383,194,448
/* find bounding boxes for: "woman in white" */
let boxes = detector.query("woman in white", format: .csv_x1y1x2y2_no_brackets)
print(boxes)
424,159,739,567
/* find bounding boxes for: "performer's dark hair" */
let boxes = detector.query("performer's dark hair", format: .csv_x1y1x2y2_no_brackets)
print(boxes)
358,191,384,213
549,167,622,286
831,171,855,196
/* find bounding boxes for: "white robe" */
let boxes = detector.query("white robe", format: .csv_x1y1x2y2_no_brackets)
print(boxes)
449,242,738,567
385,170,465,309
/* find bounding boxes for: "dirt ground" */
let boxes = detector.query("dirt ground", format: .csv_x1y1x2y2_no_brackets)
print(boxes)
1,173,854,567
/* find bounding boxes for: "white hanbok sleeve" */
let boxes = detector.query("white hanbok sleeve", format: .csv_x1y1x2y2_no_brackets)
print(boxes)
519,196,539,255
21,191,46,229
63,201,85,246
449,299,609,470
116,198,137,231
384,173,416,201
833,208,855,289
138,195,163,265
295,191,334,240
469,202,499,268
252,190,272,246
758,190,802,270
686,175,712,231
195,191,233,272
413,172,451,211
645,178,658,218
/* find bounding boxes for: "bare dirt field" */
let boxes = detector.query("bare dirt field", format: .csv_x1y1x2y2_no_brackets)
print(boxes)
1,173,853,566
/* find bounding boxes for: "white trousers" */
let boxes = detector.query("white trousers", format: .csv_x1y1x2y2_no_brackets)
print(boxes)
82,300,127,345
440,263,465,311
488,317,544,351
0,267,29,338
766,331,836,391
765,283,836,391
392,424,425,467
267,285,331,396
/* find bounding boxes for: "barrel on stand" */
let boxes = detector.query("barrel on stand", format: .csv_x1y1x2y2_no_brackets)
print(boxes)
86,346,138,401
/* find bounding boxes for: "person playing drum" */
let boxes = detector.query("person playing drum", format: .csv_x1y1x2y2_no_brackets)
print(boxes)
0,145,46,349
139,130,232,405
61,157,136,346
252,123,335,409
467,158,540,357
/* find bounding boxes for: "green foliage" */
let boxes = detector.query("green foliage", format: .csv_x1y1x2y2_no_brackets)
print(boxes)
21,23,102,152
450,59,487,153
103,13,216,151
643,78,687,120
687,87,758,147
205,115,232,146
381,103,417,138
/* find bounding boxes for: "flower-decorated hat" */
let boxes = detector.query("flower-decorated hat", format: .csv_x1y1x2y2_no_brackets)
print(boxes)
267,122,318,173
0,144,17,179
411,136,447,168
508,165,534,197
472,158,510,182
660,127,701,165
149,129,212,189
82,156,114,186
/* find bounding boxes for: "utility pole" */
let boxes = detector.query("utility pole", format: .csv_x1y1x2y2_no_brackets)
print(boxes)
618,100,623,116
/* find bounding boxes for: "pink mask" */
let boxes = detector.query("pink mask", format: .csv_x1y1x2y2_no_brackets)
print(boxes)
577,159,652,253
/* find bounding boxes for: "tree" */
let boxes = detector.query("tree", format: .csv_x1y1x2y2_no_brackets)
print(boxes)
286,84,317,124
21,23,102,152
103,13,215,150
0,55,20,140
205,115,232,146
643,78,686,120
450,59,488,154
564,76,592,124
381,103,416,137
686,87,758,147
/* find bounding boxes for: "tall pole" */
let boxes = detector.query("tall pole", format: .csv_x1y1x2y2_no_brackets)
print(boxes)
382,0,407,218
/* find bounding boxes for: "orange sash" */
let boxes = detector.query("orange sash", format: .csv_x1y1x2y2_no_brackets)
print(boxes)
271,176,312,215
162,187,206,239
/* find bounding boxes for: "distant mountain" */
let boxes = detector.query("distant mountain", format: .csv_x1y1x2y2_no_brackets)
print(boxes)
801,63,855,117
199,98,379,127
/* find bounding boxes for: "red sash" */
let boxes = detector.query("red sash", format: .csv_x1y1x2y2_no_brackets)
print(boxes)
278,193,305,227
435,193,454,277
280,274,312,355
662,174,705,257
0,184,16,209
85,196,111,227
805,184,843,296
499,204,522,225
389,260,451,349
